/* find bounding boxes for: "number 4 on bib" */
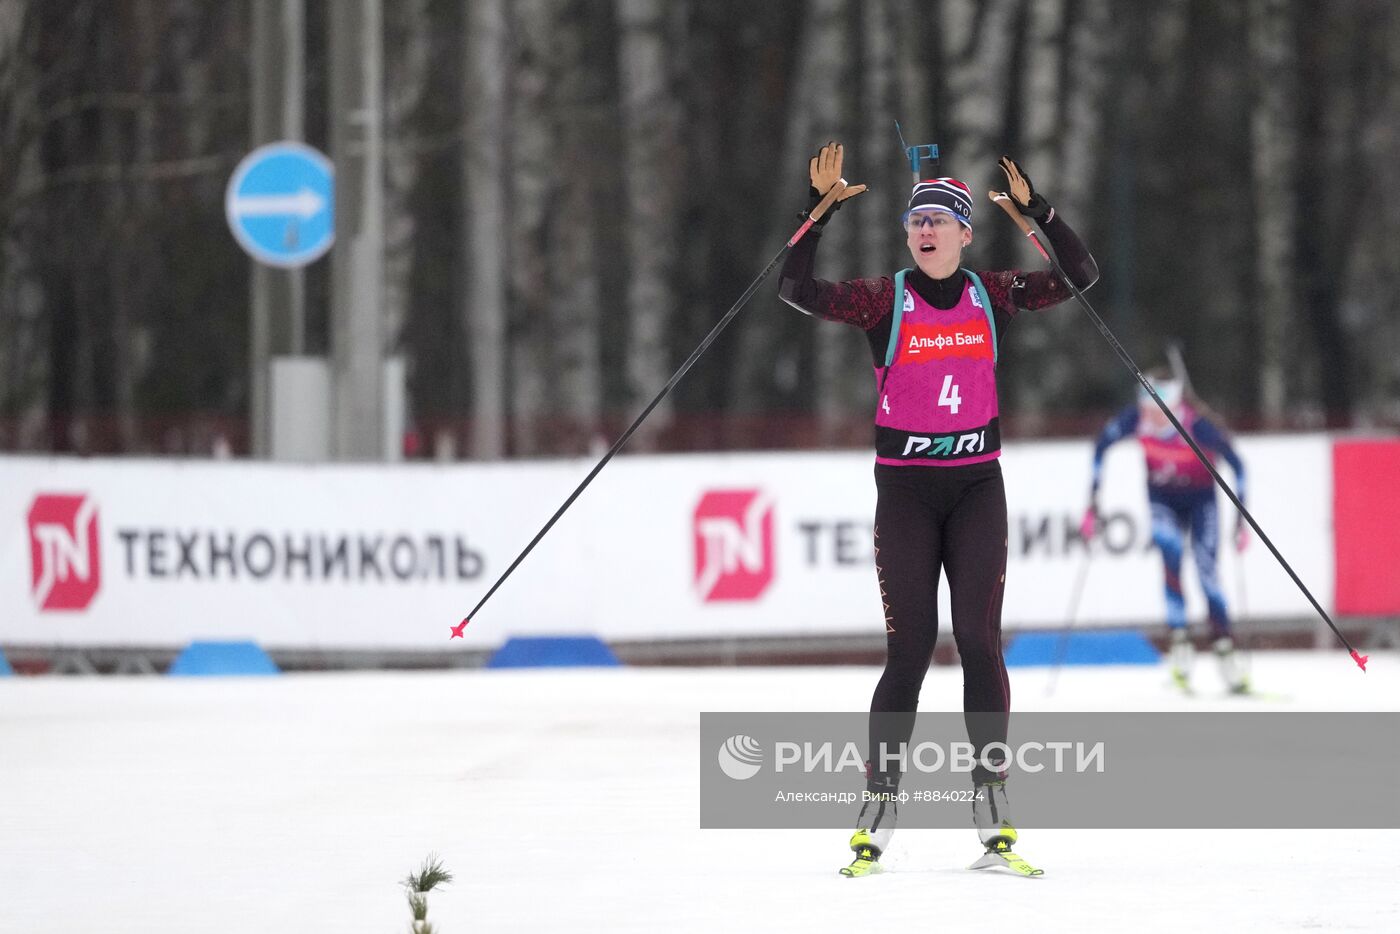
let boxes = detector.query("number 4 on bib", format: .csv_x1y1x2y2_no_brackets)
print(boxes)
938,375,962,414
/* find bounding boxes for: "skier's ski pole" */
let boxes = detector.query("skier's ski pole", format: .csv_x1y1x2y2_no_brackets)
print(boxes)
451,180,851,637
1046,537,1094,697
988,190,1368,672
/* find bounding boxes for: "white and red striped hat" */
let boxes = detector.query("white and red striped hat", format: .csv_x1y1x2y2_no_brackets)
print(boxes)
904,177,973,229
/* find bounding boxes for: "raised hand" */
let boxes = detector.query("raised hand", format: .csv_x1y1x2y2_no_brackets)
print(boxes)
809,141,868,202
997,155,1050,220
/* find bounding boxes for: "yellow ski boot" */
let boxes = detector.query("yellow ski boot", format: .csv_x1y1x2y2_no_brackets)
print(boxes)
840,829,884,877
968,781,1043,877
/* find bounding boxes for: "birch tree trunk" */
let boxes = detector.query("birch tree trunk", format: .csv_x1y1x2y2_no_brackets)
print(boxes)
944,0,1017,203
464,0,508,458
616,0,680,449
506,0,552,456
128,0,161,451
1006,0,1116,428
0,0,37,433
1372,2,1400,422
1300,0,1377,425
1021,0,1063,183
732,0,848,424
893,0,938,150
383,0,433,378
805,0,858,445
1057,0,1113,222
1248,0,1297,427
1001,0,1062,433
1050,0,1114,421
665,3,724,445
858,0,897,280
59,5,104,451
545,0,603,451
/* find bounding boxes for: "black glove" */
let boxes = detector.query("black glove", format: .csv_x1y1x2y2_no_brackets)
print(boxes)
998,155,1052,222
803,186,841,226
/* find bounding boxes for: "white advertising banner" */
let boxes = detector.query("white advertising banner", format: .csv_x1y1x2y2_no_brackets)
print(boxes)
0,436,1332,650
998,435,1332,627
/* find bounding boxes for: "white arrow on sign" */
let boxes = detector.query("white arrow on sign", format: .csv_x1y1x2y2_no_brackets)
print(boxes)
231,187,326,220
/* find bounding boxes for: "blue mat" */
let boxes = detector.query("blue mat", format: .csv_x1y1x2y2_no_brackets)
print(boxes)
0,648,12,676
1004,630,1160,667
486,636,621,669
167,640,280,676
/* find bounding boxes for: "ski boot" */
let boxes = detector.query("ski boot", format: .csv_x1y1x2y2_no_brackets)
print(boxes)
840,830,884,877
1213,635,1251,694
968,780,1043,877
1168,627,1194,694
840,780,897,877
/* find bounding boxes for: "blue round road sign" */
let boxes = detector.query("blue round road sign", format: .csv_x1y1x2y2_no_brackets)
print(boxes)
225,142,335,268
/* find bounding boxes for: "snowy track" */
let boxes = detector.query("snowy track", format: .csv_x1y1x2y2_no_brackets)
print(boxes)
2,651,1396,932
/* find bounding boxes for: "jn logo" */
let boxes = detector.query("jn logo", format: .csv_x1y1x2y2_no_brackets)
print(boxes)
717,735,763,780
693,489,775,602
27,494,102,611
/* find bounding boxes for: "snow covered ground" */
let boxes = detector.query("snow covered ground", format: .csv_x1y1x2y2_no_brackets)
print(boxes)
2,650,1396,933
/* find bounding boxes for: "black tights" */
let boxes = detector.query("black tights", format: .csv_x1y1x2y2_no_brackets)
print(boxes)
868,461,1010,788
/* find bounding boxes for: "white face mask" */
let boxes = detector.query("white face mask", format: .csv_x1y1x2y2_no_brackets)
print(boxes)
1140,378,1183,409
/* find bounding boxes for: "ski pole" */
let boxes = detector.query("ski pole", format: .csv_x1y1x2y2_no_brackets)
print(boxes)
988,190,1367,672
450,180,851,637
1046,535,1094,697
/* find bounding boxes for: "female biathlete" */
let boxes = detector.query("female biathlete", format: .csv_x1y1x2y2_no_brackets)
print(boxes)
778,142,1099,876
1084,369,1250,695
